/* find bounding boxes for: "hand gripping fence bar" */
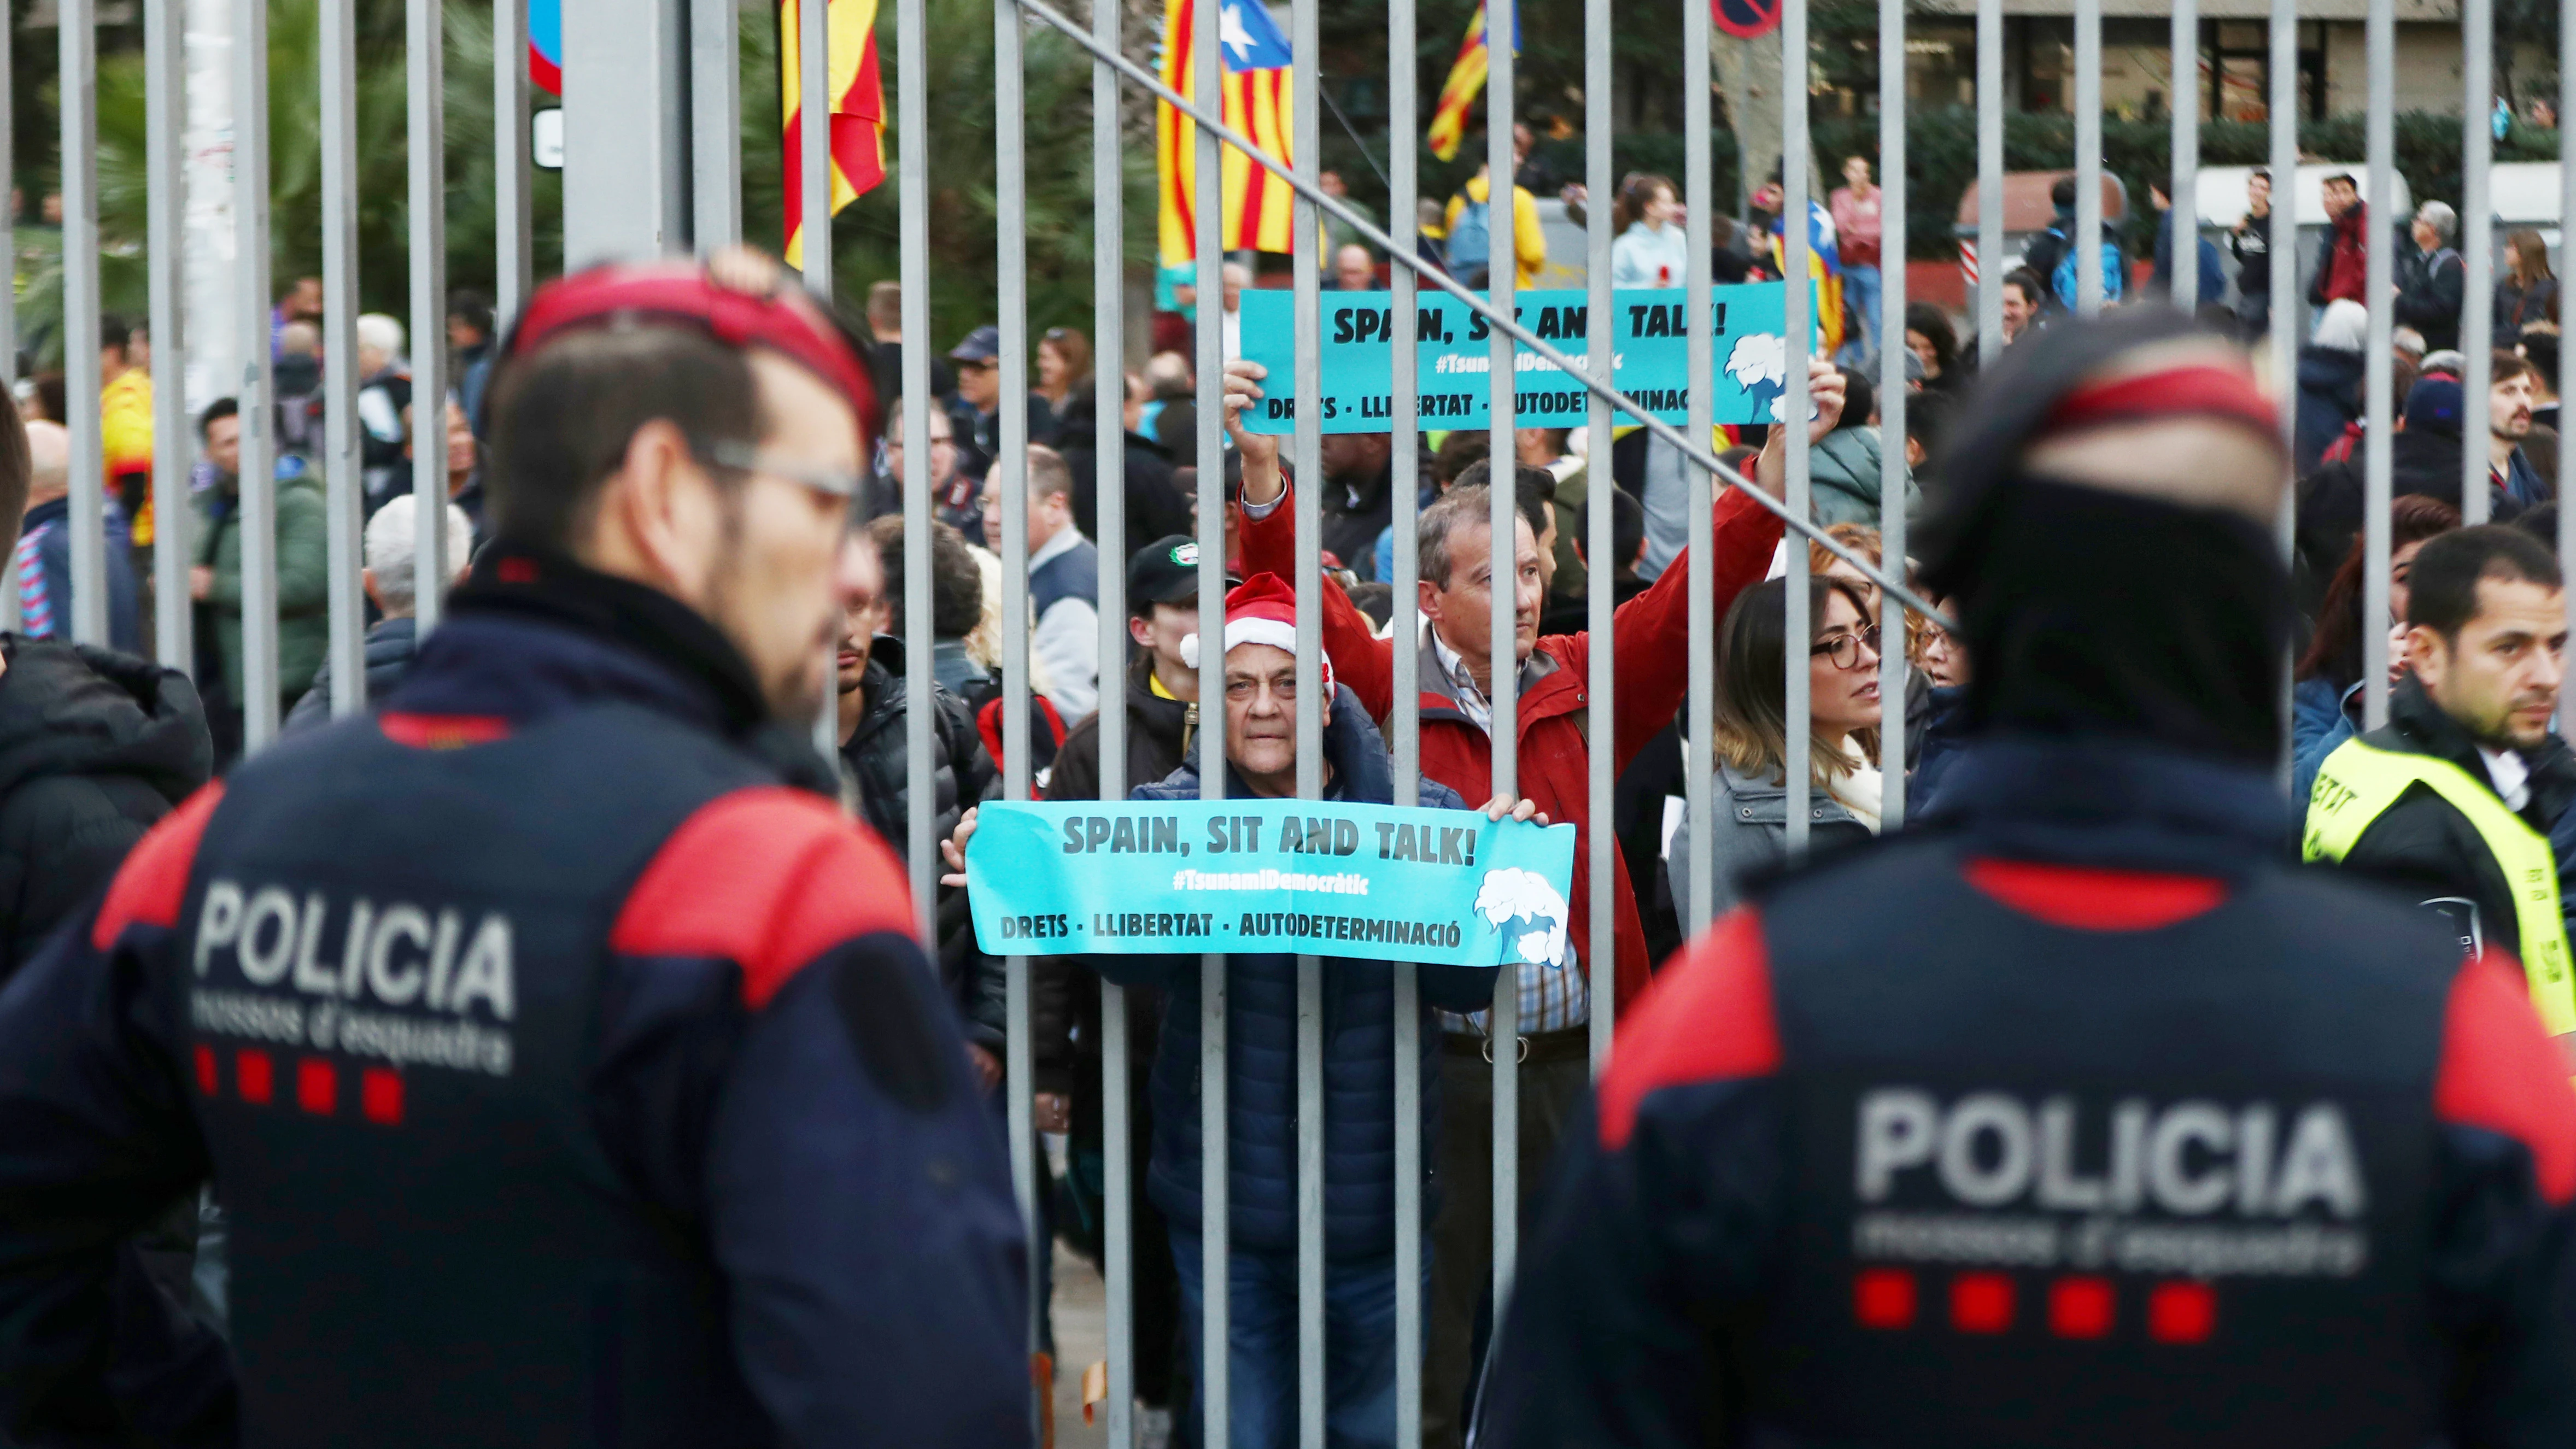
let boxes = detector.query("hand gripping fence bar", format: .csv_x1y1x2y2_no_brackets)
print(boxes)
1004,0,1956,638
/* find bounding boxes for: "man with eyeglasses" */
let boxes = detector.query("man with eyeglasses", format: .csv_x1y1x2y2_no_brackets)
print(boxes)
0,254,1032,1447
947,570,1523,1449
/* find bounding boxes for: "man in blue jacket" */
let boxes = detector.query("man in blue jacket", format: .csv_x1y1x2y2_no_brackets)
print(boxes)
951,571,1530,1449
0,253,1030,1448
1481,309,2576,1447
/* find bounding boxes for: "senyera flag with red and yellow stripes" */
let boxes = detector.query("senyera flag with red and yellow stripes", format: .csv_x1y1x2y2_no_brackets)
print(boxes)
1156,0,1296,265
781,0,887,270
1425,1,1489,163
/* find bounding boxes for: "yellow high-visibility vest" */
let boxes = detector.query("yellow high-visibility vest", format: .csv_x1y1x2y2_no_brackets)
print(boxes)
2305,739,2576,1056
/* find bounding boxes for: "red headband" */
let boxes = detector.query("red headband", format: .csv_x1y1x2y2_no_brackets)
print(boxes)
506,260,881,445
2038,364,2282,450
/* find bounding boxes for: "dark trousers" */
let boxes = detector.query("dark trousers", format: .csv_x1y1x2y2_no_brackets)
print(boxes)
1421,1030,1588,1449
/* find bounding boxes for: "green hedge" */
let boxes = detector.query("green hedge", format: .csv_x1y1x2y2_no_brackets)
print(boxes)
1533,111,2564,260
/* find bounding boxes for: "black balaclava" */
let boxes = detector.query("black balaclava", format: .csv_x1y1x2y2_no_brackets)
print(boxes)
1916,309,2291,767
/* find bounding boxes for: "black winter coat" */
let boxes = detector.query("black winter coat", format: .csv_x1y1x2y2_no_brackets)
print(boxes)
281,615,423,735
1032,656,1197,1093
1053,390,1195,550
838,635,1005,1047
0,637,210,979
2322,673,2576,958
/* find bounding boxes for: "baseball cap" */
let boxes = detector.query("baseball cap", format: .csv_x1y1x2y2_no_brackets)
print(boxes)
1127,535,1204,615
949,325,1002,365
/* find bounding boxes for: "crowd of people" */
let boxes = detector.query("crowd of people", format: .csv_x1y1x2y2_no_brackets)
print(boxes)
0,151,2569,1445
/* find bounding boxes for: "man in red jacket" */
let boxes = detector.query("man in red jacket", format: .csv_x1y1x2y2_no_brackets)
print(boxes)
1222,353,1841,1447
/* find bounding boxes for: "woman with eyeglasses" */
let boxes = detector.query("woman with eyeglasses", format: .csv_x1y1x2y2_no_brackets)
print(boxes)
1662,575,1884,922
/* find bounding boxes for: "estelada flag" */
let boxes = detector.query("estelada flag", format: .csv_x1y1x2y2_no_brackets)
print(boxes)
1156,0,1296,265
782,0,887,270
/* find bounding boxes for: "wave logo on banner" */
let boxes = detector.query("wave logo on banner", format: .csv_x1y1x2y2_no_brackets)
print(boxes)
1236,281,1811,435
963,800,1575,967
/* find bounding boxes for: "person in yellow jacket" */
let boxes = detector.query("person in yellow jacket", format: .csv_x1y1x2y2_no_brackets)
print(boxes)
2305,524,2576,1056
1443,164,1545,291
99,315,153,548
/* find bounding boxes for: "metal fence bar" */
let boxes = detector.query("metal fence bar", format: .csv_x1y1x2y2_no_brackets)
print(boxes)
896,0,939,1022
145,0,190,673
2072,0,2103,318
61,0,103,648
409,0,449,638
2170,0,2197,313
1782,0,1812,854
2360,0,2394,730
1007,0,1949,630
1681,0,1714,937
236,0,282,751
803,0,834,760
499,0,535,318
1190,0,1231,1420
1290,0,1326,1433
1087,0,1132,1435
322,0,364,714
1384,0,1425,1428
1975,0,2001,364
991,0,1041,1417
1582,0,1613,1072
2269,0,2298,772
1484,0,1523,1322
1876,0,1907,829
689,0,740,255
2457,0,2492,524
2563,0,2576,731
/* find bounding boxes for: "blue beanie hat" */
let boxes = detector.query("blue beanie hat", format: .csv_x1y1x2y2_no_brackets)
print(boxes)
2403,376,2463,438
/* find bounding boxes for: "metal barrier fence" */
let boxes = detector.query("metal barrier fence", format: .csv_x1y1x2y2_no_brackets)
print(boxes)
36,0,2576,1442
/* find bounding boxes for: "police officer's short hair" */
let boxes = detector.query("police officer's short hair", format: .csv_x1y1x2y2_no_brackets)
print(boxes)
484,324,762,550
2407,524,2564,639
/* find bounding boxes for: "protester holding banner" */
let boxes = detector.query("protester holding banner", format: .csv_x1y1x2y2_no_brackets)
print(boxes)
1222,351,1839,1448
946,572,1523,1449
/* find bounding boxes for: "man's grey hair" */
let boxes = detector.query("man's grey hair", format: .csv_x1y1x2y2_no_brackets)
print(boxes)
1026,443,1073,503
2415,201,2457,244
355,312,405,361
1419,482,1520,590
364,494,473,615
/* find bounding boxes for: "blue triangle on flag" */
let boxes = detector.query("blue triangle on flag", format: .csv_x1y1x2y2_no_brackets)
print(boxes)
1217,0,1293,72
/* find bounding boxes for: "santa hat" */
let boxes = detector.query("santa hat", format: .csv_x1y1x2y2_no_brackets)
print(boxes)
1179,572,1334,695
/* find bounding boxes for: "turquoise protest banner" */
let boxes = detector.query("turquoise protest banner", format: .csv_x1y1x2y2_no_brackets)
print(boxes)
1236,281,1808,435
964,800,1576,968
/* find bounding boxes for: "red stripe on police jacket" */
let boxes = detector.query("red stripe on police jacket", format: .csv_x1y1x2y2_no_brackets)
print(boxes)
609,787,920,1009
1964,859,2226,931
1597,908,1782,1149
90,783,226,951
2435,952,2576,1206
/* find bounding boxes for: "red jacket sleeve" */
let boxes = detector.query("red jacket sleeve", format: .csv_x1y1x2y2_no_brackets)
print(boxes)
1238,477,1400,723
1583,484,1785,775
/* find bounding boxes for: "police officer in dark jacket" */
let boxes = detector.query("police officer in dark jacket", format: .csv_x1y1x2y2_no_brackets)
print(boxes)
0,254,1029,1448
1482,309,2576,1447
2306,525,2576,1054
